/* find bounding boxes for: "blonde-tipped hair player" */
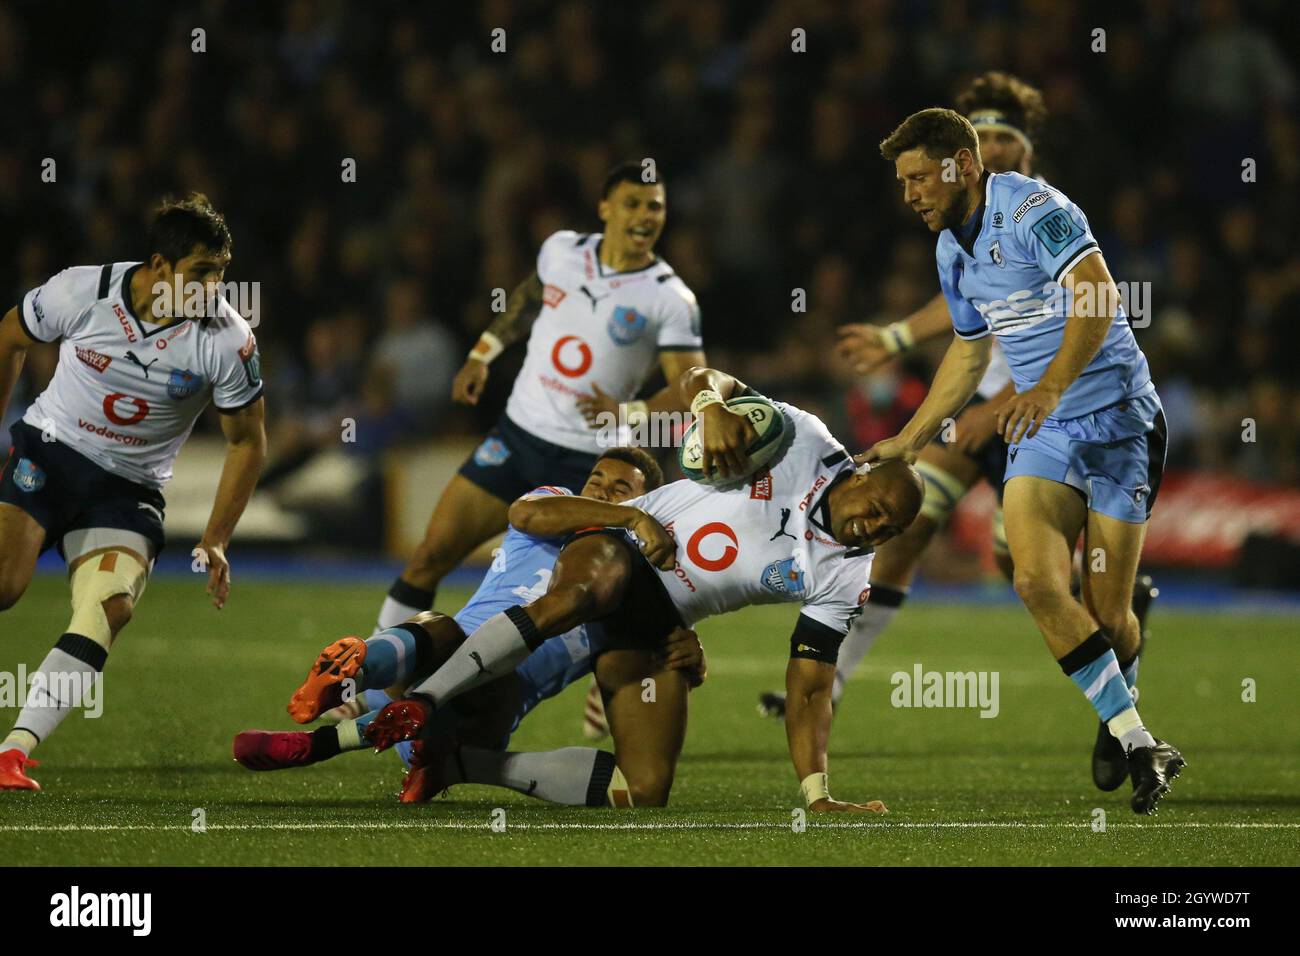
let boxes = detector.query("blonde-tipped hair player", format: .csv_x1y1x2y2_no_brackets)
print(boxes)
373,162,706,634
0,194,267,791
758,73,1156,798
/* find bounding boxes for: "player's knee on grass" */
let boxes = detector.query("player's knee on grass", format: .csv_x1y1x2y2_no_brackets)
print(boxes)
0,576,27,612
623,761,675,807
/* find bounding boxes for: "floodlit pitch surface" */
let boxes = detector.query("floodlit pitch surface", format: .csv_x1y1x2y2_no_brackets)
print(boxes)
1,576,1296,866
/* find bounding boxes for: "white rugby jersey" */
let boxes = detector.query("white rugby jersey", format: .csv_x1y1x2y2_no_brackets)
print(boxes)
629,401,874,635
505,231,702,454
18,262,264,489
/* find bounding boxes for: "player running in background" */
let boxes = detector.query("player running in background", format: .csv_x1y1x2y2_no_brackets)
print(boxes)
759,73,1156,796
364,366,924,810
373,162,706,639
868,109,1182,814
0,194,267,791
232,448,707,808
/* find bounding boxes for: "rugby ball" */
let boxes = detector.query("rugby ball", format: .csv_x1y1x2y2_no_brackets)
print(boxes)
679,395,787,486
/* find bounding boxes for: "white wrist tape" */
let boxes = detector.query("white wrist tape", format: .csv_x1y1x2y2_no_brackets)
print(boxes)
800,771,830,807
468,332,504,364
690,388,724,416
882,321,915,355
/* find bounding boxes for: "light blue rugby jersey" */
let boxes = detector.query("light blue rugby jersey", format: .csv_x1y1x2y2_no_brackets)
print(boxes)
452,485,589,666
936,171,1155,420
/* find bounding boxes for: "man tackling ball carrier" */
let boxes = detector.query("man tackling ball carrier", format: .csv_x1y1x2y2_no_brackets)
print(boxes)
347,366,923,811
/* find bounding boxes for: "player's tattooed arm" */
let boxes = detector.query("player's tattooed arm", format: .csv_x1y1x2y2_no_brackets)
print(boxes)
507,495,676,570
453,273,545,406
198,397,268,609
0,307,36,423
484,272,546,350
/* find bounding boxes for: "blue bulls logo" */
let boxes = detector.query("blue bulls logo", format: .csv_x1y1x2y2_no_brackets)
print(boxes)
13,458,46,493
167,368,205,400
761,557,806,596
608,306,647,345
473,436,511,467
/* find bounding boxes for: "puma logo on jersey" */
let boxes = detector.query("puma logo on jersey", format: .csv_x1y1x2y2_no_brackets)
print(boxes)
770,508,796,541
125,351,159,379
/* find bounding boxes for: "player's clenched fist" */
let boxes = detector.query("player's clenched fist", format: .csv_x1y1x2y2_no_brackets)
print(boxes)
698,402,758,479
809,797,889,814
452,359,489,405
836,323,892,375
628,509,677,571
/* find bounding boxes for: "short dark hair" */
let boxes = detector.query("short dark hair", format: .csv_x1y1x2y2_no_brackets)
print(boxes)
955,71,1048,140
147,192,231,264
879,108,979,162
601,161,664,199
597,446,664,492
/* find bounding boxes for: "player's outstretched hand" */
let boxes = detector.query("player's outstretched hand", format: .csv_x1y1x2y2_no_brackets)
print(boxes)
699,403,757,479
452,359,489,405
629,510,677,571
857,434,918,466
836,323,891,375
996,383,1060,444
809,797,889,814
194,541,231,610
660,626,707,687
576,382,619,428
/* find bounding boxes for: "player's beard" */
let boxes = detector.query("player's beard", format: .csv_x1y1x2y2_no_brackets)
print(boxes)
937,188,973,232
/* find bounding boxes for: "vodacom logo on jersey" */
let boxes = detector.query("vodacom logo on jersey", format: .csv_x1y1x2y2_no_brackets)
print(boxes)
103,392,150,426
686,522,739,572
551,335,592,378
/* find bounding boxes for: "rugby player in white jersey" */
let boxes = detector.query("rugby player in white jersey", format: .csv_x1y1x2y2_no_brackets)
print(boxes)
758,74,1156,796
373,162,706,640
0,194,267,791
363,366,924,810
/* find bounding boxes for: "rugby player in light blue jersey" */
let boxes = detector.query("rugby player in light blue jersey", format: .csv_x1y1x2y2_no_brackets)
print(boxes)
232,447,705,809
867,108,1183,815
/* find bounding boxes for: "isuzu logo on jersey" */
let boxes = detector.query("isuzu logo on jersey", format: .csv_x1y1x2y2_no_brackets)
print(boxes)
686,522,739,572
166,368,205,400
75,346,111,373
761,556,806,596
102,393,150,426
551,335,593,378
542,284,566,308
114,304,137,342
607,306,647,345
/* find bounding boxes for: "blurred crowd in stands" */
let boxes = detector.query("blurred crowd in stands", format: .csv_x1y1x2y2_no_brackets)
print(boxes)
4,0,1298,484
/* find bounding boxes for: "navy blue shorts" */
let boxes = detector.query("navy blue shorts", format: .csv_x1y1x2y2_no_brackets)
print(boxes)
457,415,601,504
0,421,166,558
565,528,684,656
930,393,1011,500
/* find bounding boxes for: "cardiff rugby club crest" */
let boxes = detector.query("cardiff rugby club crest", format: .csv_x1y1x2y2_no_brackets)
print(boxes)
167,368,205,400
761,556,806,597
13,458,46,493
473,436,511,467
608,306,647,345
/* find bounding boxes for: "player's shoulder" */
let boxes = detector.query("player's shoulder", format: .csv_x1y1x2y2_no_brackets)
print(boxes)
525,484,573,497
646,257,697,305
992,171,1072,222
773,399,842,458
43,263,122,303
541,230,598,257
199,298,255,345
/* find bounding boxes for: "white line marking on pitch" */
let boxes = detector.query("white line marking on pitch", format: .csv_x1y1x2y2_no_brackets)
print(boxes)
0,821,1296,832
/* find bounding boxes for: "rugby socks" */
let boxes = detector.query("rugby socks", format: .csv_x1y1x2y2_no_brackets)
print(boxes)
409,607,540,707
360,623,433,690
375,579,434,634
832,584,907,704
1,634,105,757
1118,651,1140,693
452,746,621,807
1060,631,1156,753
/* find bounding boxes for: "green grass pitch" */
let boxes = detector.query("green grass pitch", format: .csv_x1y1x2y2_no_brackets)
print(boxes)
1,574,1297,865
